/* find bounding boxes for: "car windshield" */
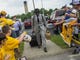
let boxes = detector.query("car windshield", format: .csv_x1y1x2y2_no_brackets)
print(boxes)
55,10,65,17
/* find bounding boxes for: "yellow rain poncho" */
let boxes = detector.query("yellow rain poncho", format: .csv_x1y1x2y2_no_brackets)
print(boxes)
0,47,5,60
3,36,19,60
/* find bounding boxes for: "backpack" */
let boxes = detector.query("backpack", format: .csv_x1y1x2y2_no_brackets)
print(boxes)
29,32,38,47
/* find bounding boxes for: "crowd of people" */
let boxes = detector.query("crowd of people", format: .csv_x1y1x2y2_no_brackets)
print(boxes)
54,0,80,54
0,7,48,60
0,11,29,60
0,0,80,60
30,0,80,57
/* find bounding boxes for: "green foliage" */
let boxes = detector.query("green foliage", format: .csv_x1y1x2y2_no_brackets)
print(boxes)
6,14,10,18
16,14,21,18
48,9,53,15
11,8,55,22
19,42,24,55
15,12,32,22
20,14,27,22
40,8,50,16
26,12,32,19
51,35,68,49
54,8,59,11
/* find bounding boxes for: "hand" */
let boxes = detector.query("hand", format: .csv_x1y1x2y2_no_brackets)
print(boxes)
54,23,59,26
4,54,11,60
73,23,79,26
22,31,27,36
65,13,70,16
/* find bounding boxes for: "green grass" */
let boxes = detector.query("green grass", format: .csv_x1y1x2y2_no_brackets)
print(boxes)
19,42,24,55
51,35,69,49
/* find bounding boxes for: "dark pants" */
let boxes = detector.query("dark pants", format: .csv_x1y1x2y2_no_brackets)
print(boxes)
53,24,62,34
73,34,79,40
15,30,20,37
73,34,80,54
11,30,17,38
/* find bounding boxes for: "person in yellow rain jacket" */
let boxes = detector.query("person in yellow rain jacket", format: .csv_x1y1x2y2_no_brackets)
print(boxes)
0,11,17,37
6,19,17,38
6,19,15,26
2,25,26,60
6,19,20,59
0,11,7,27
0,11,15,28
0,33,10,60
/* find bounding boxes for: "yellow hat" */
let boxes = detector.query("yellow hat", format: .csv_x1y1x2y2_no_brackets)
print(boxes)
7,19,15,26
0,11,7,16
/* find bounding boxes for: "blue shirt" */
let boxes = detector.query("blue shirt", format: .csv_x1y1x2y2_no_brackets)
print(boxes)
65,10,72,20
13,21,20,31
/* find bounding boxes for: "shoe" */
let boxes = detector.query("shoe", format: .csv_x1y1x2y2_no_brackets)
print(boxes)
38,45,41,48
44,47,48,52
18,56,28,60
72,50,79,54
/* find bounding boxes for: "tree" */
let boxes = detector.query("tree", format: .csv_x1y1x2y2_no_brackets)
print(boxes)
6,14,10,18
16,14,21,18
40,8,49,16
20,14,27,22
11,8,56,22
48,9,53,15
54,8,58,11
26,12,32,19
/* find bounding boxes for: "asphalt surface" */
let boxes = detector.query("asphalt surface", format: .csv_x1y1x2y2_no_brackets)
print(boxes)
31,52,70,60
30,51,80,60
25,28,80,60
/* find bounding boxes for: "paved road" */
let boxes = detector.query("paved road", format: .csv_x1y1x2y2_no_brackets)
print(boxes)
25,29,80,60
30,51,80,60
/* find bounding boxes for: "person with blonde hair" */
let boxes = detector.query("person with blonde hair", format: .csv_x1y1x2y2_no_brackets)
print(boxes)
0,11,7,26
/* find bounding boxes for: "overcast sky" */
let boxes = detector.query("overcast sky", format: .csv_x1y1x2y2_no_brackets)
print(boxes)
0,0,72,16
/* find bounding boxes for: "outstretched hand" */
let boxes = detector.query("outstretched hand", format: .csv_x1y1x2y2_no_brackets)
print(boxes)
54,23,59,26
72,23,79,26
4,54,11,60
